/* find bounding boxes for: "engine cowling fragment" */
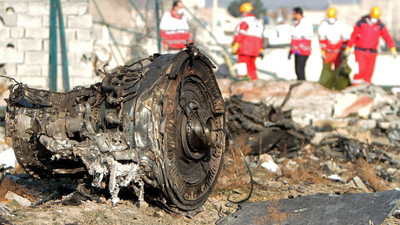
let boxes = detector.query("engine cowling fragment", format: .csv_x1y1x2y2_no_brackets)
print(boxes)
5,44,226,211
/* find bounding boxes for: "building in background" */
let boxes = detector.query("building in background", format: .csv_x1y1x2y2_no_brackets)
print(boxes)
0,0,399,98
0,0,96,90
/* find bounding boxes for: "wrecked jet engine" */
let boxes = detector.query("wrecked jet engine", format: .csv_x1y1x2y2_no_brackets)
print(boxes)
5,44,226,211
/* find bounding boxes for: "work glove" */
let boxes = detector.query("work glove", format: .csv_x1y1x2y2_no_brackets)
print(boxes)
232,42,239,55
342,46,351,60
321,49,326,60
259,49,264,59
391,47,397,59
288,50,292,60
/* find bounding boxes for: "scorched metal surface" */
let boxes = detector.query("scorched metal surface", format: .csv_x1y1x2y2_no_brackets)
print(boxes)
5,44,226,211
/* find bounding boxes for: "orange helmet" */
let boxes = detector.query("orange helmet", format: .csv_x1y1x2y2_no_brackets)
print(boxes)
240,3,253,13
370,6,381,19
327,7,337,18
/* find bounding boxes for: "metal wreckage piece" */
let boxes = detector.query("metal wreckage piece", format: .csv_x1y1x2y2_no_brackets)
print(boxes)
225,94,314,158
5,44,226,211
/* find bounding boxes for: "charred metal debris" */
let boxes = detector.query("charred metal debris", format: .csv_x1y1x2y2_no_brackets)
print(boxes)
225,94,315,158
224,93,400,165
5,44,227,212
315,134,400,165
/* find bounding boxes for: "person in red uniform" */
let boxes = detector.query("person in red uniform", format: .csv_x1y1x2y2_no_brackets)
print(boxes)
317,7,351,88
344,6,397,84
289,7,313,80
232,2,263,80
159,1,193,51
318,7,349,71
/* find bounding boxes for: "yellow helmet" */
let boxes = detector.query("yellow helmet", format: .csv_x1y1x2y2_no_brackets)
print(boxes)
370,6,381,19
327,7,337,18
240,2,253,13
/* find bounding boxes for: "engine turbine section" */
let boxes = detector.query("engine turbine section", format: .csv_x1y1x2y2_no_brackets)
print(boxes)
5,44,226,211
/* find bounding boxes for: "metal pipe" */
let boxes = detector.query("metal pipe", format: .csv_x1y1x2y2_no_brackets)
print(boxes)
155,0,161,53
56,0,70,92
49,0,58,91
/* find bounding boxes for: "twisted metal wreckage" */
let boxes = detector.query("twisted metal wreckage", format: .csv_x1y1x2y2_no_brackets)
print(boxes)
5,44,227,212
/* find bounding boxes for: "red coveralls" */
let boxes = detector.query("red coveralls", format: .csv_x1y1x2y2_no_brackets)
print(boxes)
233,14,263,80
321,40,345,67
347,16,396,84
159,11,193,50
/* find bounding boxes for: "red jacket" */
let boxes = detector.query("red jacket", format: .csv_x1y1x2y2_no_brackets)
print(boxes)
347,16,395,51
159,11,193,50
233,14,263,56
291,17,313,56
318,20,349,53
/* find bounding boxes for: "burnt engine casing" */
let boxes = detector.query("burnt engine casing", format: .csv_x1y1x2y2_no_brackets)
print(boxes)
5,45,226,211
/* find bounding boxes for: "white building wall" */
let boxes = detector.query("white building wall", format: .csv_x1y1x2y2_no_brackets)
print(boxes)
0,0,98,91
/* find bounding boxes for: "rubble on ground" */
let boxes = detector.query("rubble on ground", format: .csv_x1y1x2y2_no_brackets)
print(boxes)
221,80,400,182
218,80,338,126
225,94,314,158
1,78,400,224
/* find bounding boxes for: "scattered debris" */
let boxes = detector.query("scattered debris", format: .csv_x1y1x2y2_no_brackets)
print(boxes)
355,159,389,192
0,203,12,217
218,80,338,126
2,57,400,223
315,134,391,163
62,191,96,206
333,93,373,118
0,176,37,203
5,191,31,207
259,154,280,174
225,94,314,158
284,159,298,171
352,176,370,193
326,174,342,182
323,161,343,175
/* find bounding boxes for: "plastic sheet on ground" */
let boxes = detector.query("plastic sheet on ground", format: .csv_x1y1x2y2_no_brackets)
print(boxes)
217,190,400,225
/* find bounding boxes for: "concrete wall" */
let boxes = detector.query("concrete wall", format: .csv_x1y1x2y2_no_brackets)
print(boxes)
0,0,97,90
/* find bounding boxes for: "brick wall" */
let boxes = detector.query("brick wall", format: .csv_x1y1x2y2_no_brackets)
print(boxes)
0,0,99,90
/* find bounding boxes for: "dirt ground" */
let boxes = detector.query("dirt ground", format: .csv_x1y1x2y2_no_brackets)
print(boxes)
0,182,365,225
1,80,400,224
1,141,400,225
